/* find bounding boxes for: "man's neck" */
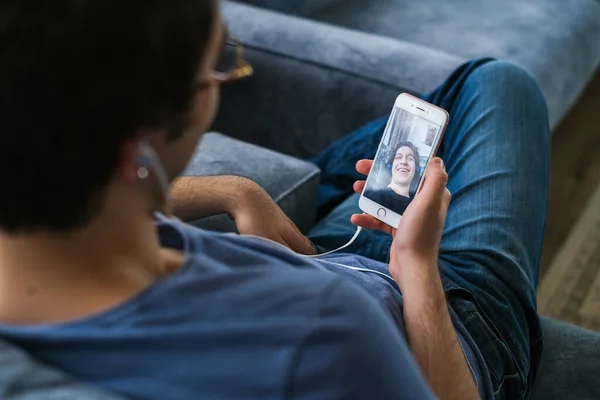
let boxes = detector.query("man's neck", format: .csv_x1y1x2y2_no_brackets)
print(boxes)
388,182,409,197
0,186,167,325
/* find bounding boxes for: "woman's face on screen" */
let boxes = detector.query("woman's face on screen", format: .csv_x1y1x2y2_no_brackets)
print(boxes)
392,146,416,186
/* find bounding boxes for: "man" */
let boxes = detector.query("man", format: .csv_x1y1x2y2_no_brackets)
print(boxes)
363,142,422,216
388,142,420,198
0,1,549,400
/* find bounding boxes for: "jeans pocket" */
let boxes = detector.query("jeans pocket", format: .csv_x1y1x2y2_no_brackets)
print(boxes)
448,289,526,400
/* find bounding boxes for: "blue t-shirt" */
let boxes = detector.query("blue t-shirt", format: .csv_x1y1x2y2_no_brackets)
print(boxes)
0,219,493,399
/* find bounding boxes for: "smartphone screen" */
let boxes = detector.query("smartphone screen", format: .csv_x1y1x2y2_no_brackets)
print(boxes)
362,105,443,216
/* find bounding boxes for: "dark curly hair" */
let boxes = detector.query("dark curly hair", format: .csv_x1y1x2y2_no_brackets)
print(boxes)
0,0,216,233
389,141,422,197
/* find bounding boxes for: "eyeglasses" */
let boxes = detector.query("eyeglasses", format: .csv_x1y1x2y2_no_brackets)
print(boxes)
211,39,254,83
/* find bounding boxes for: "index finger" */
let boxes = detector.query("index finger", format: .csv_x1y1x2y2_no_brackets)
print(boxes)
283,226,317,255
356,159,373,176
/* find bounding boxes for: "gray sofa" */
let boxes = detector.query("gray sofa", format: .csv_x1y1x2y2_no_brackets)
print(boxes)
3,0,600,398
216,0,600,156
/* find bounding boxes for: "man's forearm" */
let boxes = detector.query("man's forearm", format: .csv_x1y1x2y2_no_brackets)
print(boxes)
169,175,254,221
399,265,480,400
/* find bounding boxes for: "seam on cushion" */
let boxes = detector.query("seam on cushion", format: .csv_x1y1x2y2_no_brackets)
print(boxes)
273,167,321,204
243,42,408,93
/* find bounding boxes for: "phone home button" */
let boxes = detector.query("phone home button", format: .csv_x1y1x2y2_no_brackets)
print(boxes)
377,208,387,218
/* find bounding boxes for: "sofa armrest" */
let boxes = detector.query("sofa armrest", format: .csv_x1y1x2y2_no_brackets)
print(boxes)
530,318,600,400
182,132,320,233
217,1,464,158
0,340,125,400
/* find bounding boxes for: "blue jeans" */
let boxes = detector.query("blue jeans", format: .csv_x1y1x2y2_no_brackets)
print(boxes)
308,59,550,399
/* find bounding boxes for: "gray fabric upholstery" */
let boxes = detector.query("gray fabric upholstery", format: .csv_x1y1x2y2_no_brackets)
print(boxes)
218,1,463,157
530,318,600,400
182,133,320,233
0,340,124,400
234,0,342,16
223,0,600,130
309,0,600,129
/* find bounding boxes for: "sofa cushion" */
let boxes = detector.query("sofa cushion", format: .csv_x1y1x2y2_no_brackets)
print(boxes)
182,133,321,233
232,0,342,16
0,339,124,400
219,1,464,157
310,0,600,128
529,317,600,400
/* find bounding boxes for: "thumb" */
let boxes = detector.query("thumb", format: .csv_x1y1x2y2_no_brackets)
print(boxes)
419,157,449,201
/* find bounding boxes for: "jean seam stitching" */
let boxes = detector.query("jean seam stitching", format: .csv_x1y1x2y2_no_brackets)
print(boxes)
492,373,521,396
473,299,528,388
494,322,530,384
451,289,527,393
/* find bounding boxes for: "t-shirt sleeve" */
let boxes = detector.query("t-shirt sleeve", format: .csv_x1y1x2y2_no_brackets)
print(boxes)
285,278,436,400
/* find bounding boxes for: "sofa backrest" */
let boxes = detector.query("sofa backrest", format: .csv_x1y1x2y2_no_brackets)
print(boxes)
230,0,342,16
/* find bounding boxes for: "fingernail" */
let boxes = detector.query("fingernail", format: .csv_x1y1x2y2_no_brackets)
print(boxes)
432,158,444,168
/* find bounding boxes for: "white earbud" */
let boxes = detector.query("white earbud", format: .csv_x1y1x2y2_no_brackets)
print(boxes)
135,139,175,219
137,140,170,196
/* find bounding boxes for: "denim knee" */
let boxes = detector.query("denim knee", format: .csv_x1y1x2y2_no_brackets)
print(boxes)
467,60,548,114
460,60,551,155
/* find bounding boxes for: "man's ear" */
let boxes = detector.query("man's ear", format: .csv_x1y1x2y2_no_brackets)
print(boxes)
119,130,165,183
118,138,141,183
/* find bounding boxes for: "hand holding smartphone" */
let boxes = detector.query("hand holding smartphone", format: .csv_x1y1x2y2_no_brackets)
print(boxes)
358,94,449,229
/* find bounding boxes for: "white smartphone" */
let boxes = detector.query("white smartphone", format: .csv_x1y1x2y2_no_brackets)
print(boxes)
359,93,449,228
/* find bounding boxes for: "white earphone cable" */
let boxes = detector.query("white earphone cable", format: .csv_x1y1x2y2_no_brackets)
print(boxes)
302,226,395,283
315,258,396,284
157,213,392,283
305,226,363,258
